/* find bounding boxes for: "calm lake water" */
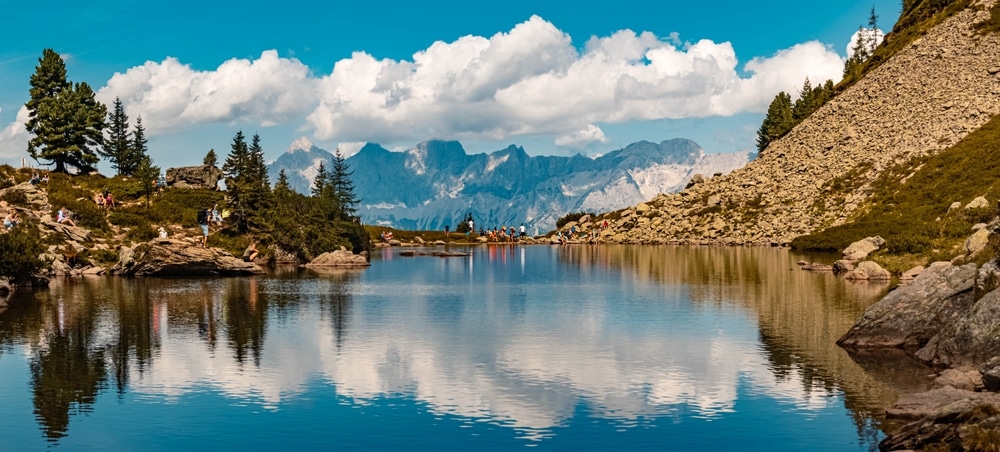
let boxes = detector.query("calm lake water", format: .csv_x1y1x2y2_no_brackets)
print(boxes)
0,245,933,451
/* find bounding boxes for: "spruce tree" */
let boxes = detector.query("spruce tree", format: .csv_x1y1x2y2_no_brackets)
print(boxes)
126,115,148,176
328,148,359,221
102,97,131,175
311,161,328,198
223,131,250,232
203,149,218,167
756,92,793,153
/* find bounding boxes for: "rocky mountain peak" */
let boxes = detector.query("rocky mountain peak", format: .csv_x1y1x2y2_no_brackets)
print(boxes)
288,137,315,153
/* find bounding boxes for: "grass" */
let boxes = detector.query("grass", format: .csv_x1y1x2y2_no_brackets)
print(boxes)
792,113,1000,269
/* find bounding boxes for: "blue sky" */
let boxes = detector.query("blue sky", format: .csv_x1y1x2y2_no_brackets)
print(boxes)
0,0,899,171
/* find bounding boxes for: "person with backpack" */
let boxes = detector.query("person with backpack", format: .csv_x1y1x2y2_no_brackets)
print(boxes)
197,207,210,247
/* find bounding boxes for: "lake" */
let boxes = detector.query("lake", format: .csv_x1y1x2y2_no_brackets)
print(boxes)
0,245,933,451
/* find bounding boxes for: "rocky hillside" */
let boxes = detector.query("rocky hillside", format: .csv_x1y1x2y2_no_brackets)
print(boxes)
602,2,1000,245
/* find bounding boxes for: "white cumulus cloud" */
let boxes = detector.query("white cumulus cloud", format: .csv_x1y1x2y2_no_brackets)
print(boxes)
1,16,850,158
0,106,30,160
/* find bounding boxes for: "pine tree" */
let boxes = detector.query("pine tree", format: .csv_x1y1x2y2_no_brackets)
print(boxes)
126,115,148,176
756,92,794,153
328,148,359,221
101,97,132,175
242,133,272,232
866,8,880,57
223,131,250,232
25,50,107,174
25,49,69,137
203,149,218,167
311,161,328,198
26,62,107,175
792,78,816,122
133,154,161,208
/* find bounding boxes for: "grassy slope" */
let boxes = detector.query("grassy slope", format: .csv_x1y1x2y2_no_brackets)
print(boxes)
791,114,1000,270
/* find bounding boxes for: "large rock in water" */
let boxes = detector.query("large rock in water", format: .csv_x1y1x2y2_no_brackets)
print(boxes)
112,239,263,276
880,388,1000,451
842,236,886,261
915,286,1000,367
165,165,222,190
305,249,370,267
837,263,977,350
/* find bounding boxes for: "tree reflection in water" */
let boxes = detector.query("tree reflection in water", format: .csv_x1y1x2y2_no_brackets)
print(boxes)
0,268,357,443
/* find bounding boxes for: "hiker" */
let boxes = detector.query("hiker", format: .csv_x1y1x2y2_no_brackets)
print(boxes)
95,193,105,209
158,227,168,239
211,204,222,225
197,207,210,247
104,192,115,209
444,224,449,238
520,224,526,238
29,171,40,184
57,207,76,227
243,241,259,263
4,210,18,230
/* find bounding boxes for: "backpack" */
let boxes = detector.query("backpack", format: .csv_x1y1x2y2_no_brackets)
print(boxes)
197,210,207,225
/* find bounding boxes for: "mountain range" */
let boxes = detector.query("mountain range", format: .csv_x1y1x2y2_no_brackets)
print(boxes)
268,138,754,232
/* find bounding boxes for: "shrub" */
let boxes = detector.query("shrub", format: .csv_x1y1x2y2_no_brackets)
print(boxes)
125,225,156,243
1,190,28,206
0,220,47,278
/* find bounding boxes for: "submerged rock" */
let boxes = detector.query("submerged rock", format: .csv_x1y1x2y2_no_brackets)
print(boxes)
112,239,263,276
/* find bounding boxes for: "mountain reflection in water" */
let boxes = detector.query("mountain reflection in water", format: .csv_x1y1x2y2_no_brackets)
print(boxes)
0,246,932,450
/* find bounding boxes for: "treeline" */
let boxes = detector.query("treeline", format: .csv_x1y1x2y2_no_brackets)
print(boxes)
756,8,881,154
218,131,370,259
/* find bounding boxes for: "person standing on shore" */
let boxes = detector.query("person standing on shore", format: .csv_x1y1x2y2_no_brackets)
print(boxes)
197,207,210,247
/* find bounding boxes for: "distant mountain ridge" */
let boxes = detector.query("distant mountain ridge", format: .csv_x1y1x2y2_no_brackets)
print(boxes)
268,138,753,231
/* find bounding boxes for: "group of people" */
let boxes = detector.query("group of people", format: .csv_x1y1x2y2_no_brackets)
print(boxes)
28,171,48,185
485,224,527,243
94,190,116,210
380,230,395,242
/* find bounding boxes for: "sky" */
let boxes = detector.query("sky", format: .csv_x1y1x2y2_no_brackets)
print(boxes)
0,0,899,172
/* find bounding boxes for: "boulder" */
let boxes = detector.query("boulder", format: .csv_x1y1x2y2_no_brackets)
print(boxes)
915,286,1000,367
982,357,1000,392
963,227,990,258
0,182,49,208
947,201,963,213
880,388,1000,451
976,259,1000,299
931,368,983,391
837,263,977,350
965,196,989,209
801,263,833,272
843,261,891,281
112,239,264,276
305,248,370,267
842,236,885,261
901,265,925,281
684,174,704,189
388,239,402,246
42,220,91,243
165,165,222,190
832,260,855,273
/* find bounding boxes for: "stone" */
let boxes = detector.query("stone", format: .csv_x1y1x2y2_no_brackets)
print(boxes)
706,195,721,206
388,239,402,246
433,240,446,246
306,249,370,268
880,389,1000,451
842,236,886,261
684,173,704,189
635,203,650,214
165,165,222,190
948,201,962,213
837,263,977,350
965,196,989,209
976,259,1000,299
832,260,855,274
901,265,925,281
931,368,983,391
112,239,264,276
915,287,1000,367
578,214,591,224
982,357,1000,392
963,227,990,257
42,220,91,243
802,263,833,272
844,261,891,280
0,182,49,208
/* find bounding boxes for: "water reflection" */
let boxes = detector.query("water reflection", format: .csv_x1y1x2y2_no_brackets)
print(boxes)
0,246,927,449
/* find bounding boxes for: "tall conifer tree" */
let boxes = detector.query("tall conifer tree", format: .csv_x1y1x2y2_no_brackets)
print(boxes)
102,97,131,175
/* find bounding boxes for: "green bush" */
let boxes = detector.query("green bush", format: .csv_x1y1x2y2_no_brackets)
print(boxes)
0,220,47,278
1,190,28,206
125,225,156,243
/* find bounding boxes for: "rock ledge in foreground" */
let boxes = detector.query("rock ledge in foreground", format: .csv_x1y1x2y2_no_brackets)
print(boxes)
112,239,264,276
